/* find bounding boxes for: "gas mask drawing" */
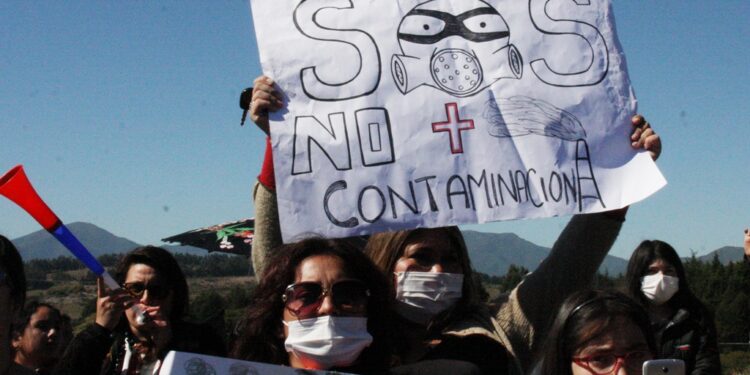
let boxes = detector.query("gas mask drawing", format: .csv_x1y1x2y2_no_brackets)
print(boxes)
391,0,523,97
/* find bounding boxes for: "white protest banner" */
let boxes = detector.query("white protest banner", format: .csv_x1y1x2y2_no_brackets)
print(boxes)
160,351,357,375
250,0,666,242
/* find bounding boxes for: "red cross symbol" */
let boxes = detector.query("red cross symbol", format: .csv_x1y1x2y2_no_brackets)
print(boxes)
431,102,475,154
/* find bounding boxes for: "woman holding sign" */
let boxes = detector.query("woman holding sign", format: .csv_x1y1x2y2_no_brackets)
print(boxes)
247,75,662,374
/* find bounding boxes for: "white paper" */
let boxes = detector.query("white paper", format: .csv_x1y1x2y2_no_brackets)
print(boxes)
250,0,666,242
160,351,357,375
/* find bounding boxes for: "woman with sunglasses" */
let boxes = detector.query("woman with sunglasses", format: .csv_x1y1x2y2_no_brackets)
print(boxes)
230,238,392,373
56,246,225,375
624,240,720,374
534,289,656,375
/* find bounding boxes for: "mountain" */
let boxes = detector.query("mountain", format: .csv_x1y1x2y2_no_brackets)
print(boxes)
10,222,742,277
11,222,205,260
462,230,630,276
697,246,743,264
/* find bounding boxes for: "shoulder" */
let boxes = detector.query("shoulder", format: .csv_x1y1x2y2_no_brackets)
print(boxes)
443,306,497,340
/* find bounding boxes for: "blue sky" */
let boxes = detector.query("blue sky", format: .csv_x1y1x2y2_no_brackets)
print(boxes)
1,1,748,260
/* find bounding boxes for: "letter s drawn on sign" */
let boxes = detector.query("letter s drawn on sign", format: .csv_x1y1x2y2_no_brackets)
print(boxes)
293,0,382,101
528,0,609,87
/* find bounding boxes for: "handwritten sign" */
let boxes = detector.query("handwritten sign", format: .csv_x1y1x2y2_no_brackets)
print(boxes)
250,0,666,242
160,351,356,375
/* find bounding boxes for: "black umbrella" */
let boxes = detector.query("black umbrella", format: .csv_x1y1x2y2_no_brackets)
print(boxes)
162,218,254,256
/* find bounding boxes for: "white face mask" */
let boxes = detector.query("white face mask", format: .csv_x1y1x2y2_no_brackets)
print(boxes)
283,316,372,370
394,271,464,325
641,272,679,305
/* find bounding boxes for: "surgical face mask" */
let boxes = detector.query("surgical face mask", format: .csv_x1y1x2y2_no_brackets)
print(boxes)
640,272,679,305
394,271,463,325
283,316,372,370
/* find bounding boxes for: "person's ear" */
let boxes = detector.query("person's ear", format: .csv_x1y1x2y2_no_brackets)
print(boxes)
11,331,22,350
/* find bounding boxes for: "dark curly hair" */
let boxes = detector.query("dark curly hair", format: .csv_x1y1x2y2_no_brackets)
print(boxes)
114,246,189,322
230,237,391,373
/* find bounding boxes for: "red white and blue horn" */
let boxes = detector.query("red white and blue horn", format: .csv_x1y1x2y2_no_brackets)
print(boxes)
0,165,146,322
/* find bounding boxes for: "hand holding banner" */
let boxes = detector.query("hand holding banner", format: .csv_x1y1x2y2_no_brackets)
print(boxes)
256,0,666,242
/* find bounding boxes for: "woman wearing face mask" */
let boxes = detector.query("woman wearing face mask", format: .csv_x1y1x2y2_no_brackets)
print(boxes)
624,240,720,374
230,238,391,374
246,75,663,374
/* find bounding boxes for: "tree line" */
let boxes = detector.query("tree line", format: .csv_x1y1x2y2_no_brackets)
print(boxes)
24,252,252,282
476,255,750,343
24,252,749,343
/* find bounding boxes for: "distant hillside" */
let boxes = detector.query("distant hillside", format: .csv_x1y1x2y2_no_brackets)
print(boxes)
11,222,206,260
462,230,630,276
10,222,742,276
697,246,743,264
13,222,140,260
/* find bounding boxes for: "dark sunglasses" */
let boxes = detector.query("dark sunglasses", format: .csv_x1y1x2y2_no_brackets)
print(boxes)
282,280,370,319
123,282,170,300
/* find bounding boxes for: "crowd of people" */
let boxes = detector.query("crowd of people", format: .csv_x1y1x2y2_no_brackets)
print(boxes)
1,76,747,374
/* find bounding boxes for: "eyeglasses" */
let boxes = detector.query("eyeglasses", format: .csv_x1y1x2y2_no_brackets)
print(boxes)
123,282,170,300
572,350,652,375
282,280,370,319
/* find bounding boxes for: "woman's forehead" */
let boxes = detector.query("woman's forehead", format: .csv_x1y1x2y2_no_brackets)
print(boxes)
125,263,160,281
575,316,647,354
295,254,350,283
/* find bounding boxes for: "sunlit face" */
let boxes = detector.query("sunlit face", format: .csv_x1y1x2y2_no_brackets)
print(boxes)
282,255,362,325
282,254,366,369
123,263,173,330
645,259,677,277
571,316,652,375
12,306,61,368
393,230,463,274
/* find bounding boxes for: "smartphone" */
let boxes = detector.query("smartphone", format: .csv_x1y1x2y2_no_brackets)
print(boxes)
642,359,685,375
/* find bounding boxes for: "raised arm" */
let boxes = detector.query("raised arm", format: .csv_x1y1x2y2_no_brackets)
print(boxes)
493,115,662,373
249,76,284,277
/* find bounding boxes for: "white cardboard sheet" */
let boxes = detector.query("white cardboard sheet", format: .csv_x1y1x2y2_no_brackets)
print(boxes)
161,351,356,375
250,0,666,242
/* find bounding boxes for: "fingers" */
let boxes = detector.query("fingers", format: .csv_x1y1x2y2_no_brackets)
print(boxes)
630,114,661,161
141,306,168,327
97,277,105,298
110,292,136,308
249,76,283,135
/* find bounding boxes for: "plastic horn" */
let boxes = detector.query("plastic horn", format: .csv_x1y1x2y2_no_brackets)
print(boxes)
0,165,148,323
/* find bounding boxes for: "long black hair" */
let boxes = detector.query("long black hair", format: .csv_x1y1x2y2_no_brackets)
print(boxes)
114,246,189,322
625,240,707,315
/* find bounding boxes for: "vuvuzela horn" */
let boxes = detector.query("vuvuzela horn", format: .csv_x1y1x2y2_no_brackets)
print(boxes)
1,165,148,323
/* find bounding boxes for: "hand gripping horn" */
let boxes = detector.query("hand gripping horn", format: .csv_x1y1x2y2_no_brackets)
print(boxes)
1,165,148,323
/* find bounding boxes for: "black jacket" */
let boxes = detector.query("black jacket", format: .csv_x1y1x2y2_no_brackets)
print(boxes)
653,308,721,375
54,321,225,375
